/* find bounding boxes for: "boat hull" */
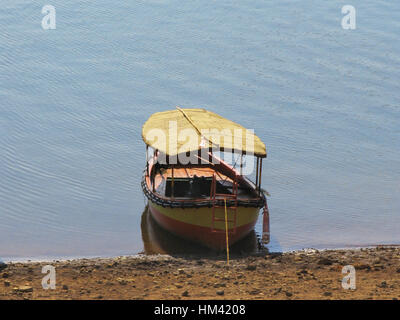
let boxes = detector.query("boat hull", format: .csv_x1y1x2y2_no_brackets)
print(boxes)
148,201,260,250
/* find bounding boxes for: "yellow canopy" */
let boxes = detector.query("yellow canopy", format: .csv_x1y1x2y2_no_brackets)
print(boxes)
142,108,266,158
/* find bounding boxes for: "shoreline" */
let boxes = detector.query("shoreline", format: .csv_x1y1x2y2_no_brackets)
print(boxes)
4,243,400,264
1,246,400,300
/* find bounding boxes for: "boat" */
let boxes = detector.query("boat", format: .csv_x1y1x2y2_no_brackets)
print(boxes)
140,205,260,255
141,107,270,250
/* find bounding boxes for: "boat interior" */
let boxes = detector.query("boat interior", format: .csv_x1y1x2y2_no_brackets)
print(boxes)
150,163,259,200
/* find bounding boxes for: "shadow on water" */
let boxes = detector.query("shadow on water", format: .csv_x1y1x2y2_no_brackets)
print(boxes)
140,205,269,260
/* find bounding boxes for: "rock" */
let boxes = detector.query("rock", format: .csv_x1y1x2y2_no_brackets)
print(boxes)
304,248,318,255
273,287,282,295
182,290,189,297
318,258,333,266
378,281,387,288
178,269,185,275
354,263,370,270
2,272,9,278
62,285,69,290
285,291,293,297
323,292,332,297
373,264,385,270
249,289,261,295
246,265,257,271
14,286,33,293
216,290,224,296
4,280,10,287
396,268,400,273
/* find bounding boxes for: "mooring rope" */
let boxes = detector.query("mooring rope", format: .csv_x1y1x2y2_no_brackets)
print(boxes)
224,198,230,265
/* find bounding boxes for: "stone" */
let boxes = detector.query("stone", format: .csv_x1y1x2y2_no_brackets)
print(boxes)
373,264,385,270
318,258,333,266
354,263,370,270
182,290,189,297
14,286,33,293
274,287,282,295
249,289,261,295
216,290,224,296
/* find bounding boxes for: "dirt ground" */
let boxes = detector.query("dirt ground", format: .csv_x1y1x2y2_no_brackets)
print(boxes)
1,246,400,300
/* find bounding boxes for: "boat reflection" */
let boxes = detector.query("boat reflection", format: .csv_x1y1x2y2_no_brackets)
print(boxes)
140,205,267,257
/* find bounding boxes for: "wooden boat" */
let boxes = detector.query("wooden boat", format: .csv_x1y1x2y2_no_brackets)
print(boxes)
140,205,260,255
141,108,270,250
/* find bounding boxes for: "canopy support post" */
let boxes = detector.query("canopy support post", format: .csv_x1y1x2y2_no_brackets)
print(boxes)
258,158,263,196
146,145,149,177
255,157,259,189
171,164,175,199
240,154,243,176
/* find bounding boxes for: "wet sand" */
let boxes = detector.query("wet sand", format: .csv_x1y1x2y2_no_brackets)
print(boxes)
1,246,400,300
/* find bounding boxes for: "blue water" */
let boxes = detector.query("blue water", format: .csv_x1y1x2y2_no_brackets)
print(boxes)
1,0,399,260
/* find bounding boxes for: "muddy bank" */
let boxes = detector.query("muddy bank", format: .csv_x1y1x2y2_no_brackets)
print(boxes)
1,247,400,300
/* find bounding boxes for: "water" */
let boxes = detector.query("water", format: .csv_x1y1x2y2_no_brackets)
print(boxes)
1,0,399,261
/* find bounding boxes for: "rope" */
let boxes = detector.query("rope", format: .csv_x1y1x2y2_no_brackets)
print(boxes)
219,153,241,188
224,198,230,265
176,106,219,149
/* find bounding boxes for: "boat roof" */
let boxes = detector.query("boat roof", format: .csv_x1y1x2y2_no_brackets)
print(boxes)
142,108,267,158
